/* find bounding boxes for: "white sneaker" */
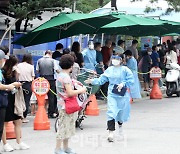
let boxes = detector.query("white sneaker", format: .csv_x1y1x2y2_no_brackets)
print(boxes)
3,143,14,152
55,149,67,154
14,142,30,150
107,131,114,142
0,147,2,154
22,119,30,123
64,148,76,154
118,125,124,141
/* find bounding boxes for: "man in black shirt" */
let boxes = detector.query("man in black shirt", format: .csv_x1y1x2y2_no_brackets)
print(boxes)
157,44,165,71
52,43,64,60
157,44,166,88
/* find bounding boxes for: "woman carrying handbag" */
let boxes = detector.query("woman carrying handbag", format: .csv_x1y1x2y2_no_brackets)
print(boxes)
55,54,86,154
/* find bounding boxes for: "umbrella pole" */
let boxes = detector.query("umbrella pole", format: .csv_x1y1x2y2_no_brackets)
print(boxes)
79,34,82,51
87,34,90,42
159,36,162,44
101,33,104,46
71,36,74,47
8,28,11,54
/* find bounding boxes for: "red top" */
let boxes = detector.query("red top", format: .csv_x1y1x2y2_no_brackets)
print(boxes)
176,49,180,65
101,46,111,65
178,56,180,65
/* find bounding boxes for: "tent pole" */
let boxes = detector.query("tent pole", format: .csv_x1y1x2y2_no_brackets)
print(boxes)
101,33,104,46
87,34,90,42
8,28,11,54
159,36,162,44
79,34,82,51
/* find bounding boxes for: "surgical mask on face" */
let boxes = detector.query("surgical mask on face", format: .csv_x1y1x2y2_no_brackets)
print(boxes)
88,44,94,50
59,49,63,54
148,52,152,55
126,56,130,60
112,59,120,66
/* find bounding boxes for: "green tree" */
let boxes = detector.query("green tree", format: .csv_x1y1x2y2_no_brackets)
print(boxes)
131,0,180,13
76,0,110,13
0,0,73,32
0,0,110,32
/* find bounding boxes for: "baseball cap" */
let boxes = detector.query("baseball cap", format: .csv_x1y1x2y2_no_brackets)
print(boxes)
0,49,9,60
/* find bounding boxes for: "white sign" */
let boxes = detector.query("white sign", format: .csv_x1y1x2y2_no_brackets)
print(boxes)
150,67,162,79
32,78,50,96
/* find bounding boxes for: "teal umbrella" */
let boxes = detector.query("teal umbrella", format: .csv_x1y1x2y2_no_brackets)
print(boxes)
163,33,180,36
14,13,118,47
98,13,180,37
131,19,180,36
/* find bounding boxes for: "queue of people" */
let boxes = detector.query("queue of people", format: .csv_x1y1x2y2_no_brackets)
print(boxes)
0,50,30,153
0,37,180,154
140,39,180,91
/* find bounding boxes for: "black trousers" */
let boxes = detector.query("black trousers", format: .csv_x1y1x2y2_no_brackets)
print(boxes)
107,119,123,131
101,82,109,97
0,107,6,142
22,82,32,118
47,80,57,115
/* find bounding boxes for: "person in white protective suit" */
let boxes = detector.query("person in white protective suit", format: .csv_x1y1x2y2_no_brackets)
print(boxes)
85,55,134,142
82,40,97,71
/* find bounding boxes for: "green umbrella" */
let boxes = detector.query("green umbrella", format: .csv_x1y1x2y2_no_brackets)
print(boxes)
14,13,118,47
163,33,180,36
130,19,180,36
98,13,180,37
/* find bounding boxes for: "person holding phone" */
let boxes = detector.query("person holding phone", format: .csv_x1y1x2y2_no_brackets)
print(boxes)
0,50,21,153
2,55,30,152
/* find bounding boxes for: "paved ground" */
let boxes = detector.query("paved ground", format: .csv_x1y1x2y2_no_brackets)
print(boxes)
1,96,180,154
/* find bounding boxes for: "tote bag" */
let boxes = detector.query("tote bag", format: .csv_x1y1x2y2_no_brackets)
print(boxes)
65,96,81,114
58,78,82,114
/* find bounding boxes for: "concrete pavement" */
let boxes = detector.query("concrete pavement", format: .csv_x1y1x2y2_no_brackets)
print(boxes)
1,96,180,154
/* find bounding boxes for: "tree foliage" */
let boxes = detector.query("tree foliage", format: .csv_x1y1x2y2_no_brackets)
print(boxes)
0,0,110,31
76,0,110,13
131,0,180,14
2,0,178,32
1,0,73,19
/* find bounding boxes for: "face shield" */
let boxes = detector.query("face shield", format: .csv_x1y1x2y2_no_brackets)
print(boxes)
111,55,122,66
88,41,94,50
